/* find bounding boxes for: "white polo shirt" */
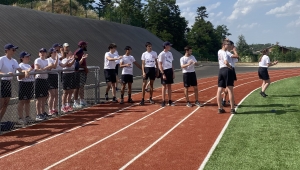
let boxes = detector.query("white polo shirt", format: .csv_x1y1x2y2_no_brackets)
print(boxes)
104,52,118,69
114,51,120,64
47,57,62,71
0,56,20,80
218,49,229,68
180,55,197,73
120,55,136,75
35,58,49,79
259,55,270,68
141,51,158,68
17,63,35,82
158,51,173,70
61,58,75,73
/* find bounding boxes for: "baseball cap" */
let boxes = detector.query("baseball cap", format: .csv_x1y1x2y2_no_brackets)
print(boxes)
163,41,172,47
4,43,18,50
63,43,69,47
49,48,56,53
78,41,87,46
19,51,31,58
52,43,60,48
39,48,47,53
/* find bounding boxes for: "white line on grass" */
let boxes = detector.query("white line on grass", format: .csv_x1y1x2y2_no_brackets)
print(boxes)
198,74,300,170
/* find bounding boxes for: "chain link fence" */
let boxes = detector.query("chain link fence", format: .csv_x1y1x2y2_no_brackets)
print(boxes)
0,66,100,134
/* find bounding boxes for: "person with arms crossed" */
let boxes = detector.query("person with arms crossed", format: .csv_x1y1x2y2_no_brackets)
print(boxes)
258,49,278,97
216,40,235,114
158,41,175,107
104,43,122,103
140,42,159,105
119,46,142,104
180,46,203,107
0,44,29,122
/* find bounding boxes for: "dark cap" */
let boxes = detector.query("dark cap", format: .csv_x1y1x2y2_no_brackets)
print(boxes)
78,41,88,46
4,43,18,50
39,48,47,53
19,51,31,58
49,48,56,53
52,43,60,48
124,46,132,50
163,41,172,47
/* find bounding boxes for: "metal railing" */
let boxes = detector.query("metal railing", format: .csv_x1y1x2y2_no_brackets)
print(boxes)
0,66,100,134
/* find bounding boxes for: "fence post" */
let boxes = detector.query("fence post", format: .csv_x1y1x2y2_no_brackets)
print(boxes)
57,71,61,116
94,68,97,104
0,79,2,134
97,68,100,103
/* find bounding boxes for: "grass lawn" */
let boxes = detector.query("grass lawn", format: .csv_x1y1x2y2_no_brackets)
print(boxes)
204,76,300,170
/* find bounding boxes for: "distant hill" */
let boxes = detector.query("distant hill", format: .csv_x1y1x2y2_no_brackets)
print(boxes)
249,43,300,52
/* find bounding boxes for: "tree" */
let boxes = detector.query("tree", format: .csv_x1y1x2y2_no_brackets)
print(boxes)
236,34,250,56
77,0,95,18
195,6,208,21
143,0,188,50
94,0,112,19
117,0,145,27
215,25,231,41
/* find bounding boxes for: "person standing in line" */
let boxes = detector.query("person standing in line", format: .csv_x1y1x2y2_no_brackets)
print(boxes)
222,40,239,106
180,46,203,107
139,42,159,105
60,49,77,113
113,48,122,91
52,43,63,59
34,48,52,121
73,41,89,108
216,40,235,114
258,49,278,97
158,41,175,107
119,46,142,104
104,43,122,103
17,51,35,124
47,48,60,116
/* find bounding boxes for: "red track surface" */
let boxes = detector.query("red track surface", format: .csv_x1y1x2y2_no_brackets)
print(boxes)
0,69,299,170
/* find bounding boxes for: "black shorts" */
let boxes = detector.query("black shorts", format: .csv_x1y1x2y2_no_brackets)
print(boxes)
144,67,156,80
258,67,269,80
218,67,234,88
233,67,237,81
183,72,197,87
48,74,58,89
79,71,87,87
1,80,12,98
161,68,174,85
19,81,34,100
62,73,74,90
35,78,49,98
115,64,120,75
104,69,117,83
121,74,133,84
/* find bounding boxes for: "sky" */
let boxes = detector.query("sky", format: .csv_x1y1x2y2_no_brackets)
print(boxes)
177,0,300,48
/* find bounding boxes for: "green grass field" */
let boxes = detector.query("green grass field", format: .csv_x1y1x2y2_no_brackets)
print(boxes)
204,76,300,170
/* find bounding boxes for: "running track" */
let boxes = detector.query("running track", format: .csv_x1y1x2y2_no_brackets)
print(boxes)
0,69,299,170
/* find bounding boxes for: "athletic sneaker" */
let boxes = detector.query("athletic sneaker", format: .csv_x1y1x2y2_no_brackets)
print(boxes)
218,108,225,114
161,101,166,107
260,91,267,97
105,94,109,101
36,114,45,121
112,97,118,103
139,100,145,106
168,100,175,106
149,98,155,104
128,98,134,103
186,102,192,107
80,100,88,107
195,100,204,107
231,109,236,114
61,106,68,114
67,106,74,112
17,118,24,125
120,99,124,104
43,112,49,119
222,100,226,107
48,110,55,116
73,102,82,109
25,116,33,124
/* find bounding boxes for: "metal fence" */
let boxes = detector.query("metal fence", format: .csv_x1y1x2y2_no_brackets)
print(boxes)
0,66,100,134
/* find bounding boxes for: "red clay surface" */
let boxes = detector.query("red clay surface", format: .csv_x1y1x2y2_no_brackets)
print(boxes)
0,69,299,170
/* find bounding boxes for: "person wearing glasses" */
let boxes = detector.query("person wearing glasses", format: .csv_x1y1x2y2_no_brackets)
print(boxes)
0,44,29,122
216,40,236,114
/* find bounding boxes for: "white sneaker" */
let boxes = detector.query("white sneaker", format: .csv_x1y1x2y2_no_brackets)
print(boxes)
17,118,24,125
73,103,82,109
80,100,88,107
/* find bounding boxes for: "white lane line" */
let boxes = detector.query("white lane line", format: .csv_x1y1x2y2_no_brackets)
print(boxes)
119,72,299,169
198,74,300,170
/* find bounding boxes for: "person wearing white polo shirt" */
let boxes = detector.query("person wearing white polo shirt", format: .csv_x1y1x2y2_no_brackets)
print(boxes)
0,44,30,122
158,41,175,107
119,46,142,104
180,46,203,107
104,43,122,103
